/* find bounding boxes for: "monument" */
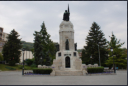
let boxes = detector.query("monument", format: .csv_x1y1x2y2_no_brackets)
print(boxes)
50,5,87,76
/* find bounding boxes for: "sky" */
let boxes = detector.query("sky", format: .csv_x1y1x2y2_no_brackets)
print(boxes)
0,1,127,49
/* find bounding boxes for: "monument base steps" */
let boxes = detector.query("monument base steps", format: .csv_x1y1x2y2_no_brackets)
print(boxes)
55,70,83,76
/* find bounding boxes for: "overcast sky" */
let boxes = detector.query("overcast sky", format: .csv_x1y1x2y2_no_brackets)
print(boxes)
0,1,127,49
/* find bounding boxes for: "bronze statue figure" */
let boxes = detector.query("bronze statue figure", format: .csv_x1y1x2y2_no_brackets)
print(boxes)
56,44,59,51
74,43,77,51
63,5,70,21
65,39,69,50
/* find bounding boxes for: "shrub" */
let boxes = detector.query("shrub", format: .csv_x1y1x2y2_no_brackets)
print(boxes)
87,67,104,73
24,59,34,66
33,68,52,74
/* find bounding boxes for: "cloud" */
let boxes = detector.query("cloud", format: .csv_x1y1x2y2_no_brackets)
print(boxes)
0,1,127,49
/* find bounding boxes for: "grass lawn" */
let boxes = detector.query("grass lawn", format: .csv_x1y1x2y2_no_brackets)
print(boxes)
0,64,36,71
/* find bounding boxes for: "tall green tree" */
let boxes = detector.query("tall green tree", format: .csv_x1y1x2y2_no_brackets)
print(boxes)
82,22,108,66
105,32,127,69
33,22,56,66
33,31,43,66
2,29,22,66
81,49,86,64
0,53,3,61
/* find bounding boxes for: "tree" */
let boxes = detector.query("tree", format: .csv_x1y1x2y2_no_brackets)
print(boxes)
81,49,86,64
21,41,34,51
82,22,108,66
2,29,22,66
33,22,56,66
0,53,3,61
105,32,127,69
33,31,43,66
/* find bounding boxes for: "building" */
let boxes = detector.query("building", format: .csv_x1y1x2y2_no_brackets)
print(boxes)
79,52,82,57
20,50,34,63
0,27,9,53
77,49,83,57
0,27,34,63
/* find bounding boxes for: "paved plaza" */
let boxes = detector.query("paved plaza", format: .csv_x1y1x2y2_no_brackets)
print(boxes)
0,70,127,85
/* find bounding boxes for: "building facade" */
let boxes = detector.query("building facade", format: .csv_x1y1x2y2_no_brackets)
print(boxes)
20,50,34,63
0,27,9,53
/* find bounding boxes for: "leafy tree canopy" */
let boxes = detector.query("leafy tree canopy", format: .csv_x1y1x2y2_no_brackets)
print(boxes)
21,41,34,51
105,32,127,69
33,22,56,66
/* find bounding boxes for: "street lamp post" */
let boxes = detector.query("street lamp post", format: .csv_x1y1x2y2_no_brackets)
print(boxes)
90,55,92,64
110,47,116,73
22,48,25,75
40,56,42,65
98,44,101,66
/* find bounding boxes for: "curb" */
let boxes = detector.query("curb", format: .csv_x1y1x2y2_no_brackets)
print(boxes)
87,73,116,76
23,74,51,76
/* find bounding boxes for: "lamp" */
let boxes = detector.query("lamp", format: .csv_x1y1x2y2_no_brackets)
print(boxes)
98,43,101,66
110,47,116,73
40,56,42,65
22,48,25,75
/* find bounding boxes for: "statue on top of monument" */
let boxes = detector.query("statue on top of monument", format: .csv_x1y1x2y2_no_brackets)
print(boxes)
63,4,70,21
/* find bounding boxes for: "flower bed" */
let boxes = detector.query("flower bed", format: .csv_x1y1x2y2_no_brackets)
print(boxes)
24,72,50,75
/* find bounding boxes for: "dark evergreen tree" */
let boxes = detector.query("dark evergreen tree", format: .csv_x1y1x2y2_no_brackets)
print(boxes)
33,22,56,66
33,31,43,66
81,49,86,64
105,32,127,69
0,53,3,61
82,22,108,66
2,29,22,66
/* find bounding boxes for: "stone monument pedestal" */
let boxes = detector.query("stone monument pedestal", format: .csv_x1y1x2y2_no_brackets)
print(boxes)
50,21,87,76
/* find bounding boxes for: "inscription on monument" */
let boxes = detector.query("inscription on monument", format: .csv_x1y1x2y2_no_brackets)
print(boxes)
64,54,71,56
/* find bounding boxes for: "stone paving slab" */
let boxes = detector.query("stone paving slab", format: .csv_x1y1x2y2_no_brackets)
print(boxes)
0,70,127,85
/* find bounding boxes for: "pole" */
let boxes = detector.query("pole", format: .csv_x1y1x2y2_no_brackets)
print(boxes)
113,52,116,73
91,58,92,64
22,52,24,75
98,44,101,66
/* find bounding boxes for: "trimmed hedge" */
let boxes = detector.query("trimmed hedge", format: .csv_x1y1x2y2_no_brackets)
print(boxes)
33,68,52,74
87,67,104,73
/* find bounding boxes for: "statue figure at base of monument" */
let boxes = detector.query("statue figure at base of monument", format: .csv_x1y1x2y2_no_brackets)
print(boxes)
74,43,77,51
65,39,69,50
